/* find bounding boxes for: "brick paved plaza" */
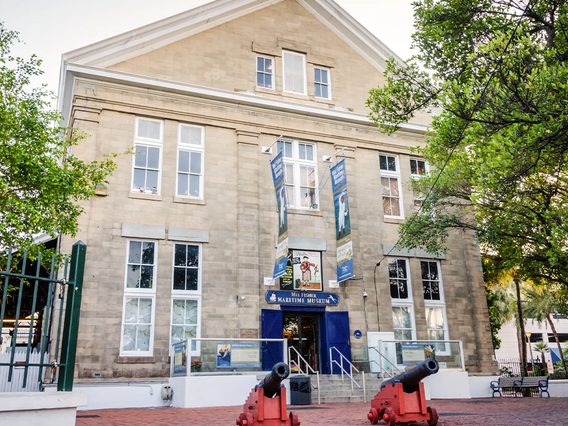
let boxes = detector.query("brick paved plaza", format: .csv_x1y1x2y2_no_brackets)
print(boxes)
76,398,568,425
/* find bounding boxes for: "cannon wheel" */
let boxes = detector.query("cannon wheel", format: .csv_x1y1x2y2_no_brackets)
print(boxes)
427,406,439,426
382,408,396,426
368,408,379,424
236,413,246,426
290,411,300,426
242,413,254,426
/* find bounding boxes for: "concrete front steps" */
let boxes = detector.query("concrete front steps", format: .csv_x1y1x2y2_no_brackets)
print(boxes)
292,373,383,404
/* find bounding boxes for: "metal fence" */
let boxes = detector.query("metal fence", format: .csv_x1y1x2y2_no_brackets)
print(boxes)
497,358,546,377
0,241,86,392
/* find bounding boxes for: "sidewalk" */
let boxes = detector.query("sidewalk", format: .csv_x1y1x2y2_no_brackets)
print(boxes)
76,397,568,425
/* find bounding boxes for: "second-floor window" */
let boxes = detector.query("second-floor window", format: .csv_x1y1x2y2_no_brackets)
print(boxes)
410,158,428,213
132,117,163,194
380,154,403,218
283,51,307,95
177,124,204,199
278,139,318,210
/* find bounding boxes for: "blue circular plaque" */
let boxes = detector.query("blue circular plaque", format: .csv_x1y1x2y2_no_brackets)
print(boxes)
354,330,362,339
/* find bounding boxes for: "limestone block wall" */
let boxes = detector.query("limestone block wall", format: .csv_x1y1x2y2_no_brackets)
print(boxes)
60,68,495,379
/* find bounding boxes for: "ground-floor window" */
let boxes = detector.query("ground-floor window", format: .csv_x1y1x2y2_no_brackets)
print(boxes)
171,298,201,353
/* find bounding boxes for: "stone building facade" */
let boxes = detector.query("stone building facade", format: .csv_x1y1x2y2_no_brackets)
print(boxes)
58,0,496,380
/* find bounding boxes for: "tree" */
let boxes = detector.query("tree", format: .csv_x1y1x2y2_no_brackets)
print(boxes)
0,23,117,255
367,1,568,290
522,285,568,375
533,340,550,370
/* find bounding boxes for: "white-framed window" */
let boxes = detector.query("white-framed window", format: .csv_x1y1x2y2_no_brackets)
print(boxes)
421,260,449,354
380,154,403,218
172,243,202,293
389,258,410,300
410,158,428,213
171,297,201,353
314,67,331,99
392,306,415,341
283,51,307,95
277,139,318,210
388,258,415,341
132,117,163,194
120,240,157,356
171,243,202,354
177,124,204,199
256,55,274,89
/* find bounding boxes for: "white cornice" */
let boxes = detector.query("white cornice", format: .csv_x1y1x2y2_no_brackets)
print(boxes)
60,64,428,134
63,0,283,68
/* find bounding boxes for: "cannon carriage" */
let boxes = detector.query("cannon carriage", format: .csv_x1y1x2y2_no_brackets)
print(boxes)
236,362,300,426
367,358,440,426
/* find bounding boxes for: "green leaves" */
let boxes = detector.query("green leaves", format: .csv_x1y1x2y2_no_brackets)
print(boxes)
0,23,117,252
368,1,568,289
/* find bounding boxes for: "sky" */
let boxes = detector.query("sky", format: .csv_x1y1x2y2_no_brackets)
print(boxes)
0,0,416,98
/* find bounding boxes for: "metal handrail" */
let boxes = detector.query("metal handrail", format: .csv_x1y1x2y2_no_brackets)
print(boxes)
288,346,320,404
368,346,402,379
329,346,366,403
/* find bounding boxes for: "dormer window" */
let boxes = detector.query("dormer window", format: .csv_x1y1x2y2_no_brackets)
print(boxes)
282,51,307,95
314,67,331,99
256,56,274,89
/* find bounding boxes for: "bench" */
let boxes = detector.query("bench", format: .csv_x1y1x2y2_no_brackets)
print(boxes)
490,377,520,397
515,376,550,398
490,376,550,397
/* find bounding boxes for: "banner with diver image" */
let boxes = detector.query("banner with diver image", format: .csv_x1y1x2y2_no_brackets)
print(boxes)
271,151,288,279
330,159,353,282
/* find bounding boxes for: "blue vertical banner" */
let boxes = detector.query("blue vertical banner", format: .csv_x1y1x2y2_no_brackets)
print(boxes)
330,159,353,282
271,151,289,279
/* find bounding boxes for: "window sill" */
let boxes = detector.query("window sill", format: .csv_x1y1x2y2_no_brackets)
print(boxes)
173,197,206,205
117,356,156,364
254,86,276,94
129,192,163,201
384,217,405,224
288,208,322,217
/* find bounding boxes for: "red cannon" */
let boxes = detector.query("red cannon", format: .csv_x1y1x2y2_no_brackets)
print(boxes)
367,358,439,426
236,362,300,426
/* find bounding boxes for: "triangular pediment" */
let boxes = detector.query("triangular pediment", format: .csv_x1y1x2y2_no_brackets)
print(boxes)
63,0,402,72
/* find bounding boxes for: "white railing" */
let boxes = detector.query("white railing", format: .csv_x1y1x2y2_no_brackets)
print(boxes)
370,339,466,379
288,346,320,404
329,346,366,403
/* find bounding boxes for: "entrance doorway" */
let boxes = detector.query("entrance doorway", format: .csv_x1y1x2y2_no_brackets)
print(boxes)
283,313,319,372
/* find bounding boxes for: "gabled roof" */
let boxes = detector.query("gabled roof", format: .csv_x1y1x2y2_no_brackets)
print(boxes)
58,0,425,133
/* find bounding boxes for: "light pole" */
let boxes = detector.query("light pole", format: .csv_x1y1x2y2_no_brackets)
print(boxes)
526,331,534,374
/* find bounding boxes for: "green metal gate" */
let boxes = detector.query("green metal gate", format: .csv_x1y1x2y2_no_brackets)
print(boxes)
0,241,86,392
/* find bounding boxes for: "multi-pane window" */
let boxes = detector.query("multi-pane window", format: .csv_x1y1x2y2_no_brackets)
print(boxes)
389,259,409,299
177,124,204,199
283,51,307,95
314,67,330,99
380,154,403,218
171,243,202,354
392,306,414,340
421,260,448,353
410,158,427,177
171,298,200,352
121,240,157,356
132,117,163,194
125,241,156,289
278,140,317,210
122,297,154,353
410,158,428,213
389,258,415,343
257,56,274,89
421,261,440,300
173,244,200,292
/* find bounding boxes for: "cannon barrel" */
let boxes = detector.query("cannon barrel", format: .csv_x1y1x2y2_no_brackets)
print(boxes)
381,358,439,393
257,362,290,398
